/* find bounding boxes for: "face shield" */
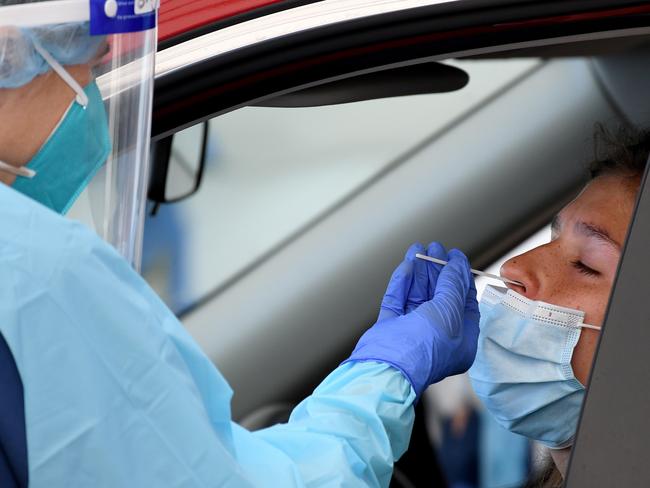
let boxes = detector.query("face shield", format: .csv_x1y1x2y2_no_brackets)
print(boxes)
0,0,158,268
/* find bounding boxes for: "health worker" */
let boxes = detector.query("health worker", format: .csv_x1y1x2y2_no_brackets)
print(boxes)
0,1,480,486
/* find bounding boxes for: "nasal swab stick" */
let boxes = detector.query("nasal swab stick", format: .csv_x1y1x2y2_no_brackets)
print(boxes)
415,253,524,287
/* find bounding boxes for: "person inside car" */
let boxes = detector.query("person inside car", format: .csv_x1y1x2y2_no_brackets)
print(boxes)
470,125,649,488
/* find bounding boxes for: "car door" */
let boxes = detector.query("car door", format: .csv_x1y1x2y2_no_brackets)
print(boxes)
147,1,650,486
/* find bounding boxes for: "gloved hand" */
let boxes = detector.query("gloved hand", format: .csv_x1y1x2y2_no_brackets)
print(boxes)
345,242,480,399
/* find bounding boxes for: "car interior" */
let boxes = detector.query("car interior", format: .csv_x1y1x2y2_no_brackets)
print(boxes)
142,5,650,485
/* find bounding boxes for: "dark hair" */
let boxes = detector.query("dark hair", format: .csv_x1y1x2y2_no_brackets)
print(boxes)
524,459,564,488
589,124,650,182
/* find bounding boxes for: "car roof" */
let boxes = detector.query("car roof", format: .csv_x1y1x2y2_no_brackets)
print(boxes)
159,0,301,43
157,0,650,46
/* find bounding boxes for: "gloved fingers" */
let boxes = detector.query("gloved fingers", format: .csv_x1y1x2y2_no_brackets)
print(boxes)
429,249,472,333
434,249,471,299
425,242,448,300
406,244,431,313
463,276,481,344
465,275,480,320
378,243,423,321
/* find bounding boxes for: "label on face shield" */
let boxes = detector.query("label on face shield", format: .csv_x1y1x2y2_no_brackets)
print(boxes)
90,0,158,35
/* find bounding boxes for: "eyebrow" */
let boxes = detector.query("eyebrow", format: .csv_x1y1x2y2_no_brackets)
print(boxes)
576,221,621,250
551,214,621,250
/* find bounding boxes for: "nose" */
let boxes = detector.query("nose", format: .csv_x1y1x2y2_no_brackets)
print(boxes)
500,250,541,299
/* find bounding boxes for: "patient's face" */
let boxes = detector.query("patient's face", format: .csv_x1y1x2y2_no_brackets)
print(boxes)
500,174,638,385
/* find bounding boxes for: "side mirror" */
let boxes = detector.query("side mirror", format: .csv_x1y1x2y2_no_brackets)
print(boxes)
147,62,469,210
148,121,208,213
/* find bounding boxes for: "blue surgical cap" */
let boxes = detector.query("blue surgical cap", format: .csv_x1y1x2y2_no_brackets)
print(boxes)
0,22,105,89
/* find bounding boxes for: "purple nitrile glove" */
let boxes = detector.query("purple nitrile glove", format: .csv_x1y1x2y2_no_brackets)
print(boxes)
345,242,480,399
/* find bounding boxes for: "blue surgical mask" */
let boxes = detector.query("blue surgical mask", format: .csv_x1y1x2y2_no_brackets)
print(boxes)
10,80,110,214
469,285,601,449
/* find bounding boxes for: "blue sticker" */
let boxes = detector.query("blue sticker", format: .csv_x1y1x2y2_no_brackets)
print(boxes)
90,0,157,35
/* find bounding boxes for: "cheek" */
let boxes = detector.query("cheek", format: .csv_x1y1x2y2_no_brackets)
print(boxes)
571,330,600,386
556,286,609,386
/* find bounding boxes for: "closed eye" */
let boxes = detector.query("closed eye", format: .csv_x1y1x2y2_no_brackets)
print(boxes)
571,260,600,277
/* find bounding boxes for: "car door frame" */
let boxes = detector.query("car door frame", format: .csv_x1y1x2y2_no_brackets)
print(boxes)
151,0,650,139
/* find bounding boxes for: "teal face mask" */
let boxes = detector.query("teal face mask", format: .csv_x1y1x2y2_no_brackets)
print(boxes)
11,80,110,214
469,285,601,449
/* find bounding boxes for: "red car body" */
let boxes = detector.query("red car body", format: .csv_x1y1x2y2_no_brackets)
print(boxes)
159,0,286,41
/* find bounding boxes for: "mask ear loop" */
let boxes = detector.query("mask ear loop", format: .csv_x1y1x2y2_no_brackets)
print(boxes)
0,160,36,178
581,323,601,331
0,37,89,180
31,37,89,108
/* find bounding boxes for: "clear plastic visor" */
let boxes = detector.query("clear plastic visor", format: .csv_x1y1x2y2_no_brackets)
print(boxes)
0,0,157,269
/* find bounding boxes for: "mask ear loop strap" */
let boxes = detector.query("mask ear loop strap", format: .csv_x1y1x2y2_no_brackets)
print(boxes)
0,38,88,180
31,38,89,108
581,323,601,331
0,160,36,178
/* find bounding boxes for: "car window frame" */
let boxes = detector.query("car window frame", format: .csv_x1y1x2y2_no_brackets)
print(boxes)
151,1,650,139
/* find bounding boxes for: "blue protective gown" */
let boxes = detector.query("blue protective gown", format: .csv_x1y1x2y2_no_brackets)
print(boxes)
0,184,415,487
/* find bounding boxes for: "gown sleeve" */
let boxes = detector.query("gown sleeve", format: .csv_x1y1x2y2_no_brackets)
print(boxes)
0,185,416,487
239,361,416,487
